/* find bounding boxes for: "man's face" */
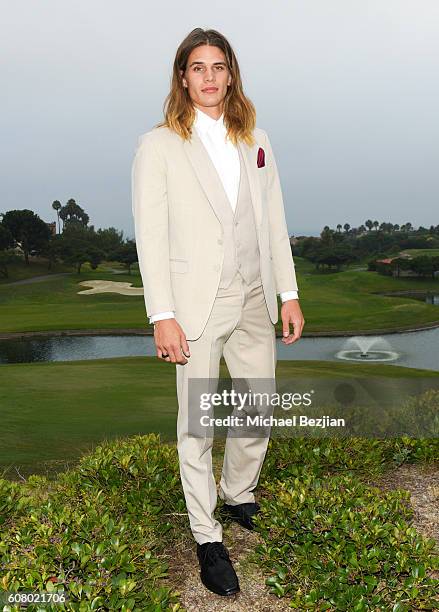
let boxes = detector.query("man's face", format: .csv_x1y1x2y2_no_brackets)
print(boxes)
181,44,231,116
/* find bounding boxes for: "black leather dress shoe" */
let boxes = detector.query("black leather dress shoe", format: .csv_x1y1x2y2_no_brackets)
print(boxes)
196,541,240,596
221,502,260,530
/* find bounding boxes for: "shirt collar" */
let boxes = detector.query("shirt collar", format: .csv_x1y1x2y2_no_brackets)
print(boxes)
194,106,225,137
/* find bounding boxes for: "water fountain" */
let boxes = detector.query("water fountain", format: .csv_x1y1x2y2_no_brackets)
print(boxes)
336,336,400,363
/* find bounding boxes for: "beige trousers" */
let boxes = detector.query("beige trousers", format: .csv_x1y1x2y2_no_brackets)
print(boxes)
175,271,277,544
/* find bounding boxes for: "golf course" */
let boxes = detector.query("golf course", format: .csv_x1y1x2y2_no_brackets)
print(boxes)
1,255,438,479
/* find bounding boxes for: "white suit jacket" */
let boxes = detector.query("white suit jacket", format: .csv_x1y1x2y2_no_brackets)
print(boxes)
131,124,299,341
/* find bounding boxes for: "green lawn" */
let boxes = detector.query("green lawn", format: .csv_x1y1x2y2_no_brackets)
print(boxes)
0,262,144,332
400,248,439,257
1,357,437,480
0,259,73,284
0,258,438,334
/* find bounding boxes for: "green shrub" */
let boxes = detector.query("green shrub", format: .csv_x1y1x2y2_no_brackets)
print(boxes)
254,472,439,610
0,434,185,611
260,437,439,484
0,479,34,528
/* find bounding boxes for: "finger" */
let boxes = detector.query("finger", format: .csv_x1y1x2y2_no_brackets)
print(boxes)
168,347,178,363
285,323,301,344
282,317,290,338
158,346,171,361
181,336,191,358
178,350,188,364
178,343,189,363
172,344,188,364
172,343,188,364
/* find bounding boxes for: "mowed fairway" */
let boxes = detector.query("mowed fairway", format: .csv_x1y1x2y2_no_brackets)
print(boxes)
1,356,438,480
0,265,146,333
0,258,438,334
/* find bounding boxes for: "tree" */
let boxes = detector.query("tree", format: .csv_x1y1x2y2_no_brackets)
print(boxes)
58,233,105,274
0,224,18,278
320,227,335,245
1,209,51,264
39,234,65,271
390,257,412,278
315,243,357,271
411,255,437,279
59,198,89,230
111,240,138,275
95,227,125,258
0,224,13,251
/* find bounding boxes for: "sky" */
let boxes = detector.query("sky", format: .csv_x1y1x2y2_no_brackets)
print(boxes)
1,0,438,239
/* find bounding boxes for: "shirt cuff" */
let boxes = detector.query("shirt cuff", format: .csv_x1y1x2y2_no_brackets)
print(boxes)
149,311,175,324
279,290,299,302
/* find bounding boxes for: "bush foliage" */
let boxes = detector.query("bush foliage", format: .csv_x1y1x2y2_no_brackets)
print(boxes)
256,436,439,610
0,432,438,610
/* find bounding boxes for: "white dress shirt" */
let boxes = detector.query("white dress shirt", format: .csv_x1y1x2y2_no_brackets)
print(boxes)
149,107,298,324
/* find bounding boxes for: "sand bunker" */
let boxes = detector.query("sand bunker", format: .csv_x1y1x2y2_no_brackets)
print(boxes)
77,280,144,296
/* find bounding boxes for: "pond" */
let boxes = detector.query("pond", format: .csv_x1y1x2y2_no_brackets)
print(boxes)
1,327,438,371
380,291,439,306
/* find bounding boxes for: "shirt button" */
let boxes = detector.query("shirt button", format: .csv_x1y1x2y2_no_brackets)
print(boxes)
217,238,223,245
234,221,239,226
214,264,220,271
238,263,242,269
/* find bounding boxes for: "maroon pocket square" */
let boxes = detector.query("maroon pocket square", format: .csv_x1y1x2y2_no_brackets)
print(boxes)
257,147,265,168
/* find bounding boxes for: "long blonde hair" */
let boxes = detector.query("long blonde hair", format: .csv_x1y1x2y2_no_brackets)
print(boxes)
156,28,257,146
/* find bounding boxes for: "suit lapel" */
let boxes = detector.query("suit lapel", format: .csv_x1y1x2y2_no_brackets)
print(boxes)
183,128,262,228
237,138,263,228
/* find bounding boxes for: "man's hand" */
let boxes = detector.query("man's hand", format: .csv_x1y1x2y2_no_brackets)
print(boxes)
280,299,305,344
153,319,190,364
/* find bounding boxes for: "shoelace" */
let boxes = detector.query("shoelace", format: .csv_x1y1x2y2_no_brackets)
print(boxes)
202,542,230,566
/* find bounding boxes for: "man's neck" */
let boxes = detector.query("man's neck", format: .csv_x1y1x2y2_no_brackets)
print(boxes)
193,103,223,121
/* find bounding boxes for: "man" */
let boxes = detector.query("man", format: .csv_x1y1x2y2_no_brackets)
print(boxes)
132,28,305,597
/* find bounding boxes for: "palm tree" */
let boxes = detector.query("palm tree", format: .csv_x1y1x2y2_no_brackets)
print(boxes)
52,200,62,234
